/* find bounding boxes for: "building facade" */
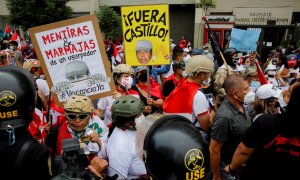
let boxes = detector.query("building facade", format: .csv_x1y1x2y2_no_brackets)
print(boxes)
1,0,299,57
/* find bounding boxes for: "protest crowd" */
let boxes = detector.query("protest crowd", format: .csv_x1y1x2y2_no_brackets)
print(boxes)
1,5,300,180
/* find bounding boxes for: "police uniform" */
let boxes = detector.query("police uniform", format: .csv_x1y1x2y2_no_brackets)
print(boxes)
0,66,51,179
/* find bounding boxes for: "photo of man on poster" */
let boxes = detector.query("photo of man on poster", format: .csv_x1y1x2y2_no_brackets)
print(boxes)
136,40,152,65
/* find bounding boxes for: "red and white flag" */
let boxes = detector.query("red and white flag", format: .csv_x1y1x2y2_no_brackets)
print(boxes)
112,43,122,65
10,31,22,49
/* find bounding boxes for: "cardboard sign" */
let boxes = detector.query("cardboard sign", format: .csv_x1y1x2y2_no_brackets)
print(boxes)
229,28,261,52
121,4,170,66
29,15,114,105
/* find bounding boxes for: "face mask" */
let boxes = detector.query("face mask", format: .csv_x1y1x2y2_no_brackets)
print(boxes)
233,58,239,65
243,64,250,68
250,81,260,88
244,91,255,105
121,77,133,89
9,46,14,50
138,73,147,82
268,71,276,76
202,77,211,85
203,50,209,54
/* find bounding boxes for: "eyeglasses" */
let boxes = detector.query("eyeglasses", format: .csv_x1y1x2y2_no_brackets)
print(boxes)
66,113,90,121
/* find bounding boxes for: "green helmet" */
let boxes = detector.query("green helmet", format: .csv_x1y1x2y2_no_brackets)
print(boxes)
111,95,144,124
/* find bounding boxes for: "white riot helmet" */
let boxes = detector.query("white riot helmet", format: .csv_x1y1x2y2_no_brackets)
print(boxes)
183,55,214,77
65,61,90,82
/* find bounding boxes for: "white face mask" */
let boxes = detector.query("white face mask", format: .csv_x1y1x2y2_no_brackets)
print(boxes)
202,77,211,85
244,91,255,105
268,71,277,76
121,77,133,89
203,50,209,54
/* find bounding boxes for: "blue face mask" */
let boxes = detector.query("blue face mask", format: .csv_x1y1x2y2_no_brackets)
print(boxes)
9,46,14,50
250,81,260,88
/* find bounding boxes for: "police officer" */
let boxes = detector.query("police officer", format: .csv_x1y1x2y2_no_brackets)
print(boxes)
0,66,51,179
143,115,210,180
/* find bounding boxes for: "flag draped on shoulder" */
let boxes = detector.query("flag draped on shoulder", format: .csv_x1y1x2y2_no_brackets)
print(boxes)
163,79,200,113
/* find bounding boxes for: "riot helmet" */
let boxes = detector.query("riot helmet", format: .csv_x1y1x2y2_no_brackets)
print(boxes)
111,95,144,128
0,66,36,130
183,55,214,77
223,48,238,68
63,95,94,113
143,115,210,180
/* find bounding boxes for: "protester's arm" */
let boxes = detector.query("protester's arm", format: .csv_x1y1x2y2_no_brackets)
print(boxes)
224,142,255,173
38,89,49,112
209,139,223,180
214,70,227,97
146,97,164,108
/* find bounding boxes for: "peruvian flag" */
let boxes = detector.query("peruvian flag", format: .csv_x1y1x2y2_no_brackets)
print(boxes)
254,60,268,85
112,43,122,66
10,31,22,49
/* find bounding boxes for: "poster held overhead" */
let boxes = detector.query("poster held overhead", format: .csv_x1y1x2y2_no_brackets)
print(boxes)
28,15,114,106
121,4,171,66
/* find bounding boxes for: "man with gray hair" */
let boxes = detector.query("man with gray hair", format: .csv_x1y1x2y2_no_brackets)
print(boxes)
135,40,152,65
209,74,252,180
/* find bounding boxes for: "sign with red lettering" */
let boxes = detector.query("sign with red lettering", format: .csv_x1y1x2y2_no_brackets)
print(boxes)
29,15,114,105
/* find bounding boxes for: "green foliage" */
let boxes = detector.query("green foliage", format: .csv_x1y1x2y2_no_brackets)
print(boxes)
95,6,122,41
297,40,300,48
5,0,72,30
196,0,216,10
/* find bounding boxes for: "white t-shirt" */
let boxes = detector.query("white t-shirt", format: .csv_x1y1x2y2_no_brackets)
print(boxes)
192,90,210,128
36,78,50,97
163,62,173,78
97,96,114,126
107,127,146,179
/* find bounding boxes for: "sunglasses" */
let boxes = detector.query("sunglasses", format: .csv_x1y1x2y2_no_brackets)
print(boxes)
66,113,90,121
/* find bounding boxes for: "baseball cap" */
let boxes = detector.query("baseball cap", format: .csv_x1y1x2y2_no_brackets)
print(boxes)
256,84,281,100
136,66,148,73
191,48,203,55
136,40,152,51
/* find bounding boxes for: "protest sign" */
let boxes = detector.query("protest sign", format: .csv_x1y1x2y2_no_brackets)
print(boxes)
121,4,170,66
29,15,114,105
229,28,261,52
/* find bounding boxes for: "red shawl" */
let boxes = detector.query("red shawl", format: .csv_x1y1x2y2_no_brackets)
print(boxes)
163,79,200,113
56,118,72,155
138,78,163,99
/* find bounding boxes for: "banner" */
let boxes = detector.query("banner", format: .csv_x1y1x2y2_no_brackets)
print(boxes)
229,28,261,52
121,4,170,66
29,15,114,105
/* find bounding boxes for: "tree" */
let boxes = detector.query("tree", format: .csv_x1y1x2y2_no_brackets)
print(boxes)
95,6,122,41
5,0,72,30
196,0,216,13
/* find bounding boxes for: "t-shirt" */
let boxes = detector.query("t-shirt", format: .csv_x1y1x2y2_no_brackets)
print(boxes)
211,98,251,164
107,127,146,179
240,114,300,180
192,90,210,128
36,78,50,97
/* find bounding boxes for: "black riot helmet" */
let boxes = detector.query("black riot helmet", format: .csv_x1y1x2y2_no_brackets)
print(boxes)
143,115,210,180
222,47,238,68
0,66,36,130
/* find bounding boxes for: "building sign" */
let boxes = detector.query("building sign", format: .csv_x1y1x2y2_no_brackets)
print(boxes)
206,16,235,23
29,15,114,105
233,7,293,25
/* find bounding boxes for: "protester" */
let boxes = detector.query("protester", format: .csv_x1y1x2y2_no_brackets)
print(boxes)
0,66,51,179
97,64,139,126
252,83,281,120
8,40,23,65
106,95,147,179
162,60,186,98
132,66,164,115
45,95,108,159
0,50,9,67
210,74,252,180
224,83,300,180
163,55,215,141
